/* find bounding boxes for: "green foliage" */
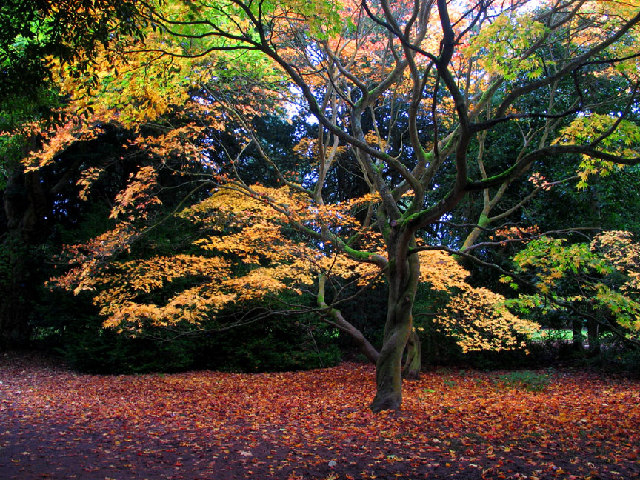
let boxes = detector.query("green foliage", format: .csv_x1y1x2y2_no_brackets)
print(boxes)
56,323,199,374
554,114,640,188
466,13,547,81
595,339,640,373
0,84,62,189
200,316,341,372
514,237,608,276
0,236,54,347
509,232,640,332
0,0,144,101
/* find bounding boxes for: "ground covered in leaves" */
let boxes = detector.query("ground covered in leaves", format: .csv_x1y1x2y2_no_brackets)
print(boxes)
1,352,639,479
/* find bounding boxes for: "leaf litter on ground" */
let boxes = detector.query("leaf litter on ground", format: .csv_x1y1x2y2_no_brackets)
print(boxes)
1,352,639,479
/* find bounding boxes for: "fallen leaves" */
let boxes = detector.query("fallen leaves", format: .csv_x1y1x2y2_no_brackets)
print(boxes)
1,353,639,479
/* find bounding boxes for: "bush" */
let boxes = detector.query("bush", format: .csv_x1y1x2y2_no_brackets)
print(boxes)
194,315,342,372
590,337,640,375
33,289,342,374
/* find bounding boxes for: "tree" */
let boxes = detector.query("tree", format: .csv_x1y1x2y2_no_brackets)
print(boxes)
0,0,151,346
47,175,537,375
15,0,640,410
506,231,640,351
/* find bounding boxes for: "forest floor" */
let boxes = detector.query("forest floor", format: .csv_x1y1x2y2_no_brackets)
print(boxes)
1,352,639,480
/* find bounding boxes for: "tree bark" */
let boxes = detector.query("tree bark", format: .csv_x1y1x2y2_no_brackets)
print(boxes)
370,232,420,412
371,296,414,411
461,212,490,252
587,316,600,356
402,328,422,380
402,326,421,379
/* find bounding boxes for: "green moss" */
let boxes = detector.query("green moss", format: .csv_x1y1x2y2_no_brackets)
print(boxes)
342,243,376,261
399,211,423,227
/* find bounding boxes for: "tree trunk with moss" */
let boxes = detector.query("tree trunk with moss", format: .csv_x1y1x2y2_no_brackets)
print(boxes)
461,212,491,252
370,231,420,412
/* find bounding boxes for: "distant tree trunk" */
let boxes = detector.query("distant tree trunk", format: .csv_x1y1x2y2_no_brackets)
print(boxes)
572,317,584,351
587,187,602,357
0,284,31,349
587,316,600,356
370,231,420,412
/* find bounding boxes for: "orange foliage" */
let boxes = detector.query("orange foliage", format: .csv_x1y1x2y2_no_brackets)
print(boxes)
591,231,640,293
53,178,535,353
493,226,541,242
53,183,385,331
418,250,538,352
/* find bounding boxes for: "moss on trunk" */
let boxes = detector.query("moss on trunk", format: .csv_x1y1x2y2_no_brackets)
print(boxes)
370,235,420,412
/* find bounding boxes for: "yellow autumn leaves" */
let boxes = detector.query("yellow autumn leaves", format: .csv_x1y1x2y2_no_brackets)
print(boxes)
56,181,535,353
418,250,538,353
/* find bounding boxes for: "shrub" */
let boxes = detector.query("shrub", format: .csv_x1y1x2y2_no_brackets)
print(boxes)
34,288,341,374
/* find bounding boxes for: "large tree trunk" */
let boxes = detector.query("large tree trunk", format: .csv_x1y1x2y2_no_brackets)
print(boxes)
371,293,415,411
370,234,420,412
